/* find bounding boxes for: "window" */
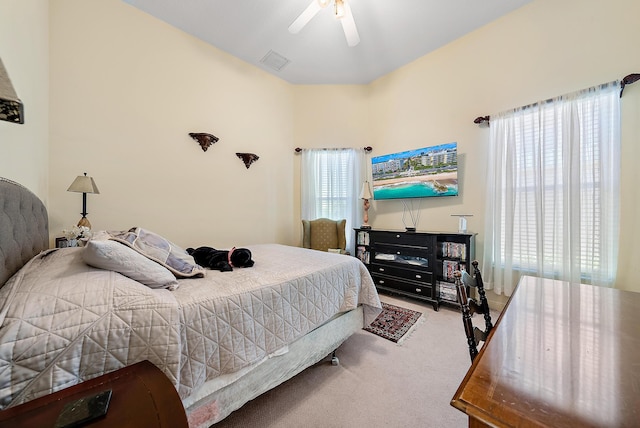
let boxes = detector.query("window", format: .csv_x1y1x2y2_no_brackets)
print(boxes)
301,148,366,252
483,82,620,295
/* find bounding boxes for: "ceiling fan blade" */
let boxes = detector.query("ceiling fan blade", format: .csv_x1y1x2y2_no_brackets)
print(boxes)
288,1,322,34
340,2,360,47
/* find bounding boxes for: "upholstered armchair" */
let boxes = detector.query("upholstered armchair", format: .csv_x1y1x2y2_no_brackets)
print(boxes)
301,218,348,254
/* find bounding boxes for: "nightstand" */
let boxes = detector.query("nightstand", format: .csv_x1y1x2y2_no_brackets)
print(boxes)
0,361,188,428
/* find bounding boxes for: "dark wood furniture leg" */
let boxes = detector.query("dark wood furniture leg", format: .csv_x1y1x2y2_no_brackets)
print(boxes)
455,271,479,362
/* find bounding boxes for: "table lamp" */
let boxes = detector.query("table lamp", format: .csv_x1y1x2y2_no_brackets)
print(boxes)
359,181,373,229
67,173,100,229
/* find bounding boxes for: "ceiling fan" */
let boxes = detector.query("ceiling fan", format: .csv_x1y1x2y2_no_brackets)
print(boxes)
288,0,360,47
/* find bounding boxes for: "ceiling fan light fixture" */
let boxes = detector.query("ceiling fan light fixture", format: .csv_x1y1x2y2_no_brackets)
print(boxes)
290,0,359,47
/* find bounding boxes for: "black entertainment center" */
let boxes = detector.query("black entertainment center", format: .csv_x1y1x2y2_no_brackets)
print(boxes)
355,228,475,311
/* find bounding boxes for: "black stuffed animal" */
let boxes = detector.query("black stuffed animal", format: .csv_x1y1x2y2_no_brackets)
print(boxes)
186,246,254,272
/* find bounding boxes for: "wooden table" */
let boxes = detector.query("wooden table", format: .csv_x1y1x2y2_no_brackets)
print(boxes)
0,360,188,428
451,275,640,427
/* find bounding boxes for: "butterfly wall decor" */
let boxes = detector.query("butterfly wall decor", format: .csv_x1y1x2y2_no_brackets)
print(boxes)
189,132,219,152
236,153,259,169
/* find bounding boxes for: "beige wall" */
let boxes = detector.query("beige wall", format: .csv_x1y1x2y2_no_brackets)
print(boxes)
0,0,49,201
49,0,295,248
618,83,640,292
291,85,372,242
363,0,640,301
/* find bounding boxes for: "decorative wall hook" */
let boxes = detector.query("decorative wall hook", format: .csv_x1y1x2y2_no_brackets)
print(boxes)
189,132,219,152
236,153,259,169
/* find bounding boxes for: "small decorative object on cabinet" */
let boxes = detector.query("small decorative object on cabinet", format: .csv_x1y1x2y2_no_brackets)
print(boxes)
355,228,475,311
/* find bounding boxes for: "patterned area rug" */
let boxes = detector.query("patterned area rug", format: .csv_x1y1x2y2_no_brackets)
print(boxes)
364,302,423,343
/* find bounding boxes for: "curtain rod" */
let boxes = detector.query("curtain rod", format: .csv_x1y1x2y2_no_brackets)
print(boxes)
473,73,639,127
295,146,372,153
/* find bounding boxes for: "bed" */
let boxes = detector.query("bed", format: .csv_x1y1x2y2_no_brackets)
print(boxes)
0,177,382,426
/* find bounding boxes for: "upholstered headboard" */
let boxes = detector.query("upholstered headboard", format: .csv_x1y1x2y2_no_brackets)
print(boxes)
0,177,49,287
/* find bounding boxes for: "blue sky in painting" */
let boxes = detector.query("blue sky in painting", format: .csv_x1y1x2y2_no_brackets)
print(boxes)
372,142,457,164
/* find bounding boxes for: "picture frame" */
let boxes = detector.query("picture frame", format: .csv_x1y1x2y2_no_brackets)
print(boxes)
55,237,68,248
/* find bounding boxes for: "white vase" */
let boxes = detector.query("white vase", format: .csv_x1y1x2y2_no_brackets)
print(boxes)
67,239,78,247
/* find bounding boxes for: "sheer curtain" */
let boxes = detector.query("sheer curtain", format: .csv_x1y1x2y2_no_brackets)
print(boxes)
483,81,621,295
301,148,367,253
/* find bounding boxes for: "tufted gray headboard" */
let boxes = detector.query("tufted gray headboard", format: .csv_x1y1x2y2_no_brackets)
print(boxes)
0,177,49,287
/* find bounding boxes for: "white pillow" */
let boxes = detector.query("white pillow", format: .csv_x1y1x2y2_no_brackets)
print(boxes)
108,227,205,278
82,238,179,290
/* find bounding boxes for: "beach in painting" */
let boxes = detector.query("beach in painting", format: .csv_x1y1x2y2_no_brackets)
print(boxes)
373,171,458,199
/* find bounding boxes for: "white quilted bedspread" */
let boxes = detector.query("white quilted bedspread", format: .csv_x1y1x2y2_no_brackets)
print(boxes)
0,244,381,408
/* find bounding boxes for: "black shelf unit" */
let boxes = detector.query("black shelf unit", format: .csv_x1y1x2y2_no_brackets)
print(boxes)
355,228,475,311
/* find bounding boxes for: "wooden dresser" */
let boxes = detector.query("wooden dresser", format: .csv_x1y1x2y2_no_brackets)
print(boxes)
0,360,188,428
451,275,640,427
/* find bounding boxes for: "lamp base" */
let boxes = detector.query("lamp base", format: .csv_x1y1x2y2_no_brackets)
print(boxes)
77,216,92,229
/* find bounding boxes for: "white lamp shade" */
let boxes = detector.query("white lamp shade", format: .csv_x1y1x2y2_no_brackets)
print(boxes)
359,181,373,200
67,175,100,194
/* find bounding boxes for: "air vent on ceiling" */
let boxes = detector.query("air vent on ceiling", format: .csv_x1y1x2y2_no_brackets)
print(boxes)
260,50,290,72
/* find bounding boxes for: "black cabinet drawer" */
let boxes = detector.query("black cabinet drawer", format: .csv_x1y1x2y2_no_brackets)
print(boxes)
370,263,433,284
371,273,433,298
370,231,432,249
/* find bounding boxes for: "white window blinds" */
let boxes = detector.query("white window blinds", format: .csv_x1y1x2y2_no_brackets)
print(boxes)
483,82,621,295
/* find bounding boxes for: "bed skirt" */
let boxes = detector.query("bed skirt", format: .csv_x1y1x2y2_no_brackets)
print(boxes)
184,306,364,427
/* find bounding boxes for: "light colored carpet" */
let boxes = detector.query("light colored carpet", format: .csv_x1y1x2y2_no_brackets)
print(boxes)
214,293,485,427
